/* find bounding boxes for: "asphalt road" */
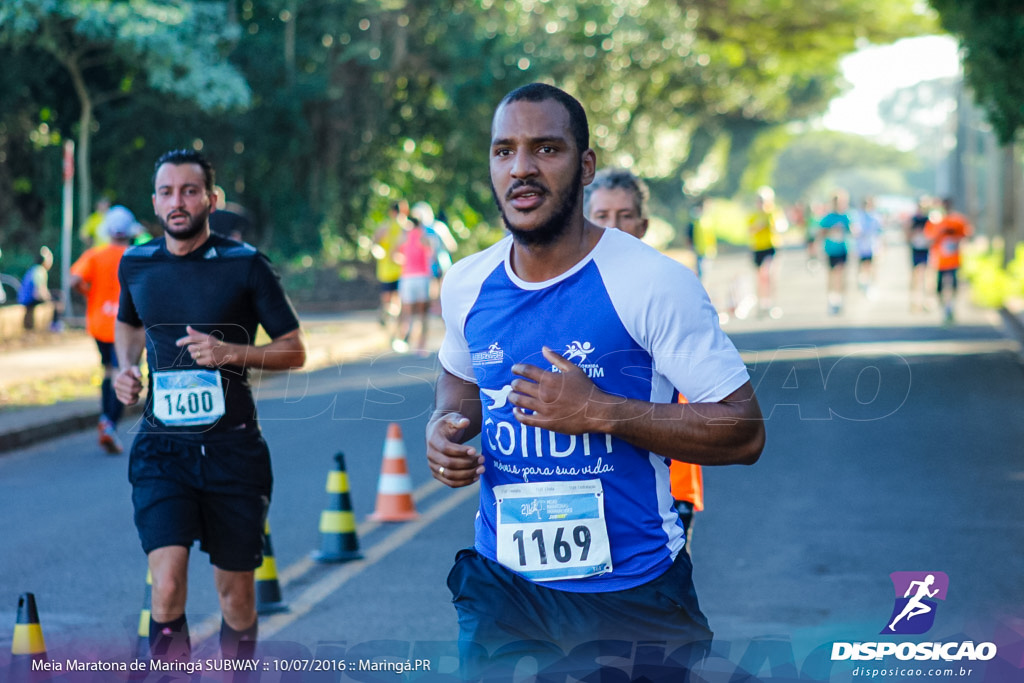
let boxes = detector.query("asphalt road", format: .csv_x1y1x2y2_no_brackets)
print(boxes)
1,242,1022,681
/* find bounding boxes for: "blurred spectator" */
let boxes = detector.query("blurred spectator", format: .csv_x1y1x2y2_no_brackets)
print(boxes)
210,209,252,243
69,205,142,454
926,197,973,324
411,201,456,279
393,216,435,356
210,186,252,242
818,191,852,315
906,197,933,312
372,200,408,332
18,246,56,331
852,196,883,298
687,197,717,280
748,186,781,318
79,196,113,247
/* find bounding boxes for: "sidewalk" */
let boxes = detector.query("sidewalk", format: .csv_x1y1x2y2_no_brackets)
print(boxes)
0,310,396,454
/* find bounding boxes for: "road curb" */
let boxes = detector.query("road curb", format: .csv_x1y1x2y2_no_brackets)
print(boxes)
999,306,1024,346
0,403,144,455
0,410,101,454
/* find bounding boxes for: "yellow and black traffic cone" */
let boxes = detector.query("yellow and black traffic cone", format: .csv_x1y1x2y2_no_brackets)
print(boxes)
311,452,363,563
10,592,47,677
135,570,152,660
369,423,419,521
255,520,289,615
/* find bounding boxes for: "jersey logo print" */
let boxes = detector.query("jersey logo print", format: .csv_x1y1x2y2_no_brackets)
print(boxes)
481,385,513,409
563,341,595,363
203,247,218,259
472,342,505,366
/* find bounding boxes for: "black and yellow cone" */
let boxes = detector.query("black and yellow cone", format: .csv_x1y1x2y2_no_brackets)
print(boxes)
10,592,47,676
311,452,363,563
135,570,152,660
256,520,289,615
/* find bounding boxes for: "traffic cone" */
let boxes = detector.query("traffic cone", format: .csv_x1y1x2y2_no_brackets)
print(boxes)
135,570,152,660
369,423,419,522
311,452,363,563
255,520,289,614
10,592,47,676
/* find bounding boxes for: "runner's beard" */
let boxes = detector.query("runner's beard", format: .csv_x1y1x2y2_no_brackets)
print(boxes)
492,164,583,247
159,209,209,242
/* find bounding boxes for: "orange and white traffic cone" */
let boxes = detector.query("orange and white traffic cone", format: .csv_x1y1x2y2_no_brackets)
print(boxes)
10,592,47,678
369,423,419,522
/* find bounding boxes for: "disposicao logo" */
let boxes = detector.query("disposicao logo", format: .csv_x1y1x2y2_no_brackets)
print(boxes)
831,571,998,663
882,571,949,635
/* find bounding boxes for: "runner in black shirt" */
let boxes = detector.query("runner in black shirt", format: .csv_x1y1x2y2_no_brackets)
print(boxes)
114,149,306,665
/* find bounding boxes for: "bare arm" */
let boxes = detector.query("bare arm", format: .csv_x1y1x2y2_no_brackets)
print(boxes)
175,326,306,371
425,369,485,488
509,346,764,466
68,273,88,296
113,320,147,405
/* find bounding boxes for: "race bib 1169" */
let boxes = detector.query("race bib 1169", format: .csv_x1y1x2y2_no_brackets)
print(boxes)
494,479,612,582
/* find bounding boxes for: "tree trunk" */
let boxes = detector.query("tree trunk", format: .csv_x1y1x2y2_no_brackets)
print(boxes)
65,56,93,229
284,0,297,87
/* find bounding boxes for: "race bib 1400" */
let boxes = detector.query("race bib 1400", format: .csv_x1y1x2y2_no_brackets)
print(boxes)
153,370,226,427
494,479,612,582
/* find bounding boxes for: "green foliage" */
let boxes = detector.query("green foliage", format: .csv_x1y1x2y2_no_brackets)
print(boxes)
0,0,935,277
962,243,1024,308
770,130,920,204
0,0,249,260
930,0,1024,144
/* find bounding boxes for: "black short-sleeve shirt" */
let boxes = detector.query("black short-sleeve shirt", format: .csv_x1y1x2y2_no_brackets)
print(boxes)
118,234,300,436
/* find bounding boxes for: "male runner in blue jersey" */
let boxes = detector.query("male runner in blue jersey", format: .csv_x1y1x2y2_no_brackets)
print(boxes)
426,83,765,678
114,149,306,665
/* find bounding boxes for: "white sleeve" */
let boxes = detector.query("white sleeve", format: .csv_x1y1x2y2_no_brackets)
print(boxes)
437,241,509,382
599,233,749,403
437,272,475,382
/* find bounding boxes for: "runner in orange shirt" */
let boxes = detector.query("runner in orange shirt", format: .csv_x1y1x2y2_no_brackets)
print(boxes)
924,197,973,324
69,205,142,453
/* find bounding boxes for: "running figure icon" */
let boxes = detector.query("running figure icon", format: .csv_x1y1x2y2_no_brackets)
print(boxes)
887,574,939,632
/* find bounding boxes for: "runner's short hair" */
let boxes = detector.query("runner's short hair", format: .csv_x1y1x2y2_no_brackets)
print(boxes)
498,83,590,155
153,149,215,192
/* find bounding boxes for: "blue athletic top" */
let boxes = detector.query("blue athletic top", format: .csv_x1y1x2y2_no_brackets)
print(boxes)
819,212,851,257
439,228,749,592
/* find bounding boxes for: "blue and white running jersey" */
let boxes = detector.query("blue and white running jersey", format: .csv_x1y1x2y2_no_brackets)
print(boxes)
439,228,749,592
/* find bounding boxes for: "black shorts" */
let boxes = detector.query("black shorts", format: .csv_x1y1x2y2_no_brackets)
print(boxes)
752,248,776,268
95,340,118,368
911,248,929,267
937,268,959,293
379,279,399,293
447,548,711,677
828,253,848,269
129,432,272,571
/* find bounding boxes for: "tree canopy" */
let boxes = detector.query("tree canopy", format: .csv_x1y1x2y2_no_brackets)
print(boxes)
929,0,1024,145
0,0,250,236
0,0,935,266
